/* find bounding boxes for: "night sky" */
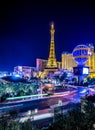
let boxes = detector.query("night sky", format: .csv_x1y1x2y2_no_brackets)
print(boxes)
0,0,95,71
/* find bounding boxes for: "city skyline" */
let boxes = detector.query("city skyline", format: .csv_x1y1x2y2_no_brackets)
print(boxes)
0,1,95,71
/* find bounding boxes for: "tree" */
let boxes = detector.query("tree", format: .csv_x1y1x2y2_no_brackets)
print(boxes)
82,101,95,129
44,101,95,130
20,118,38,130
0,93,6,102
59,72,67,82
0,112,21,130
21,119,33,130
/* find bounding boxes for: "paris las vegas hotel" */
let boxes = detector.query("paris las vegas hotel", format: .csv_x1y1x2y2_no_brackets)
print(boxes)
36,22,95,78
62,44,95,78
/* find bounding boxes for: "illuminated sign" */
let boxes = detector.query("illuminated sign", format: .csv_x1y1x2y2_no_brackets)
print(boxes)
83,67,89,74
73,66,89,75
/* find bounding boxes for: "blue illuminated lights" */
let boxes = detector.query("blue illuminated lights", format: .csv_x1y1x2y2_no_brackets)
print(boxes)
72,44,89,65
14,74,20,77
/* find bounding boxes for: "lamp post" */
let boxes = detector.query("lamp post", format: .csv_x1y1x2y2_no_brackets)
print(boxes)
28,110,32,119
27,110,34,130
40,81,43,98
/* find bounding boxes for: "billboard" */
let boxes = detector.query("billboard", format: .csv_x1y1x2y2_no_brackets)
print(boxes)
73,66,89,75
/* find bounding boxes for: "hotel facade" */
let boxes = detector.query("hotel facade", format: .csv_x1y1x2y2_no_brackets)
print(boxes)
62,52,95,77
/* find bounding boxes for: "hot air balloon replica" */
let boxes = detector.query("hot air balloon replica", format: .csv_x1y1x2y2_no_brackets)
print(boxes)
72,44,90,84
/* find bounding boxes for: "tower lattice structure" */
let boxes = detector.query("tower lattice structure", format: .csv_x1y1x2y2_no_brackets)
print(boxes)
46,22,57,69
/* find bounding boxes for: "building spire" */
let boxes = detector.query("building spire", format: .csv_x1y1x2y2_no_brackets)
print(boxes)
50,22,55,42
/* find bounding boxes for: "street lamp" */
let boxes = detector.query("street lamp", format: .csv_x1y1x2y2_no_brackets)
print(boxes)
40,82,43,98
28,110,32,119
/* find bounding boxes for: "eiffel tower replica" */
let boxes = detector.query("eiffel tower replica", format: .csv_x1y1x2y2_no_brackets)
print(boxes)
45,22,57,73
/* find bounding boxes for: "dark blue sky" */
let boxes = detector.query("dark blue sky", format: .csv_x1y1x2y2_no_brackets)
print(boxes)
0,0,95,71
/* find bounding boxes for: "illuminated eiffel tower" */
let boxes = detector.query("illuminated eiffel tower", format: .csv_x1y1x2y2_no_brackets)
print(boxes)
45,22,57,72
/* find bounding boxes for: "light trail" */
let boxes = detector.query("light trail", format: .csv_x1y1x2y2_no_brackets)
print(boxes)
19,113,53,122
80,89,87,93
89,88,95,92
0,104,23,110
6,93,48,101
54,91,70,95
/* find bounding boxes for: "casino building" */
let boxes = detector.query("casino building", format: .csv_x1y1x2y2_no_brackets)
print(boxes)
36,58,62,72
62,44,95,77
85,53,95,77
61,52,77,71
14,66,36,78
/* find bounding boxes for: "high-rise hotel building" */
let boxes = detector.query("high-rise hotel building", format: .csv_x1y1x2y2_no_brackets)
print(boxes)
85,53,95,77
85,44,95,76
62,52,77,71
